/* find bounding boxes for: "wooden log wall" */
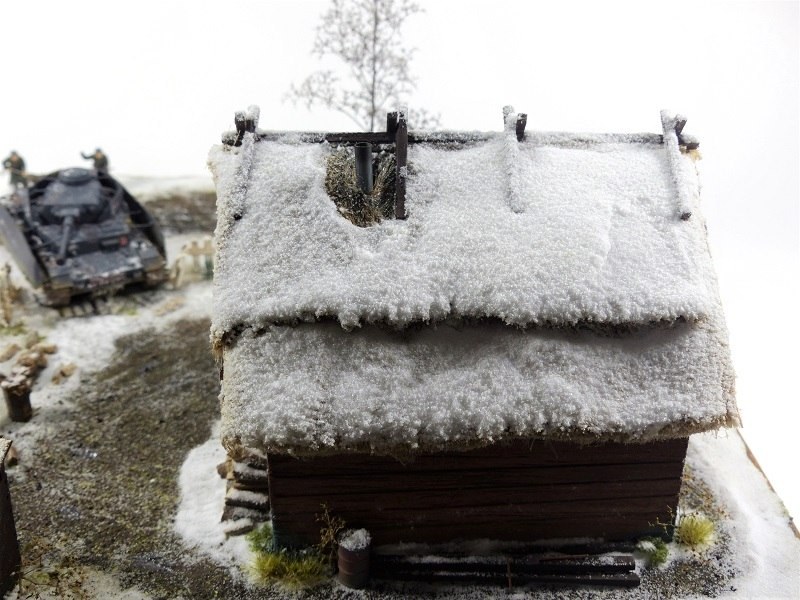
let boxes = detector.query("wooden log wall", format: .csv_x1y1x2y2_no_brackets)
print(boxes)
268,437,688,549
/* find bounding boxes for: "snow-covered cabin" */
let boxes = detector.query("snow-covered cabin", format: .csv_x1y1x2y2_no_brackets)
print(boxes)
209,107,738,549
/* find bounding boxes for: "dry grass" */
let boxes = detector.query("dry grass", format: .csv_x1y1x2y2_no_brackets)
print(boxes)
246,522,331,590
250,552,329,591
325,147,396,227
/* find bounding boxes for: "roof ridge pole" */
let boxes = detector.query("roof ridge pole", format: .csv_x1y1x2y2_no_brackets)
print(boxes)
660,110,698,221
502,106,526,213
394,107,408,220
217,106,261,243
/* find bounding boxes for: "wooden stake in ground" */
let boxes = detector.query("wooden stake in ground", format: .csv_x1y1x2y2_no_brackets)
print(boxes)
1,375,32,422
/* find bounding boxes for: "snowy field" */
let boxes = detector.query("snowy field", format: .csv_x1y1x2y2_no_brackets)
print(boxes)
1,177,798,598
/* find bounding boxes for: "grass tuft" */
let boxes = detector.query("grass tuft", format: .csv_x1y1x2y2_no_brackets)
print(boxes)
246,521,275,554
676,513,715,547
251,551,329,590
246,523,330,590
637,537,669,567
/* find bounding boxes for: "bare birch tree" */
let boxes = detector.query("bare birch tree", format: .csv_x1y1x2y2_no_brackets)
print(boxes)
288,0,439,131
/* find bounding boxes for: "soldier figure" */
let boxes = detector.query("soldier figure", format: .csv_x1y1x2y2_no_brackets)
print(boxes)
81,148,109,173
2,151,27,189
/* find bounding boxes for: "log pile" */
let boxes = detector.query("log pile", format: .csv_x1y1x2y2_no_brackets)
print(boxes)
217,448,270,536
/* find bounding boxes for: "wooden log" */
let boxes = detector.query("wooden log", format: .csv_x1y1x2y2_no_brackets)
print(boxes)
225,488,269,512
221,504,267,523
232,461,269,485
1,377,32,422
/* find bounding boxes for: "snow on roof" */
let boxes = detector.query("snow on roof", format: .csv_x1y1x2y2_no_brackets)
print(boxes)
220,315,736,456
210,117,717,338
209,110,737,454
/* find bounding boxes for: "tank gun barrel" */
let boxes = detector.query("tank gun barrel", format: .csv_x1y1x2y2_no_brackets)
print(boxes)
56,215,75,265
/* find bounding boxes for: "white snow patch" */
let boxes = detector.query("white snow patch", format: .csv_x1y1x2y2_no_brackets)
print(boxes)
339,528,371,552
226,488,268,506
116,174,214,200
174,420,251,572
688,431,800,599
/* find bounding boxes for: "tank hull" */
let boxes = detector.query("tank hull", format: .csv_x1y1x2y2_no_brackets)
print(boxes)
0,169,168,306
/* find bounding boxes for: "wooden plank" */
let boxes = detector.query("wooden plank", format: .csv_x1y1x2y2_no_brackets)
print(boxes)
273,473,681,500
222,131,396,146
270,462,685,492
373,569,641,588
271,495,679,524
386,112,398,137
222,130,482,146
268,438,687,548
268,438,689,474
274,514,669,547
394,112,408,219
372,554,636,575
273,471,680,506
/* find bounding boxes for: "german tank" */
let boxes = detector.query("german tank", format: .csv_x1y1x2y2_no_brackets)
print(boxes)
0,168,168,306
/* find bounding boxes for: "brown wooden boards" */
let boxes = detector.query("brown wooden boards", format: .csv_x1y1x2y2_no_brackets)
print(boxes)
268,437,688,547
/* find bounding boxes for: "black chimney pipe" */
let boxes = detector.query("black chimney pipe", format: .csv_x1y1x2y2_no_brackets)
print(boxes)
354,142,373,194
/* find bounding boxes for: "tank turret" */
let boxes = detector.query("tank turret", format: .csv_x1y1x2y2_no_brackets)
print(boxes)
0,168,168,306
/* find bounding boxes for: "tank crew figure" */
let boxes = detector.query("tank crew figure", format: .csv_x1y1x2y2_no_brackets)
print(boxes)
2,151,28,189
81,148,108,173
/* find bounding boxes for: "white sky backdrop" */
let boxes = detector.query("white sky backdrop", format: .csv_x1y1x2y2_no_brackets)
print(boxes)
2,0,798,521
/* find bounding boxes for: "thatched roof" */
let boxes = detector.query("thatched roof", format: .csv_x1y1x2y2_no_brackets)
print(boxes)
209,109,737,457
